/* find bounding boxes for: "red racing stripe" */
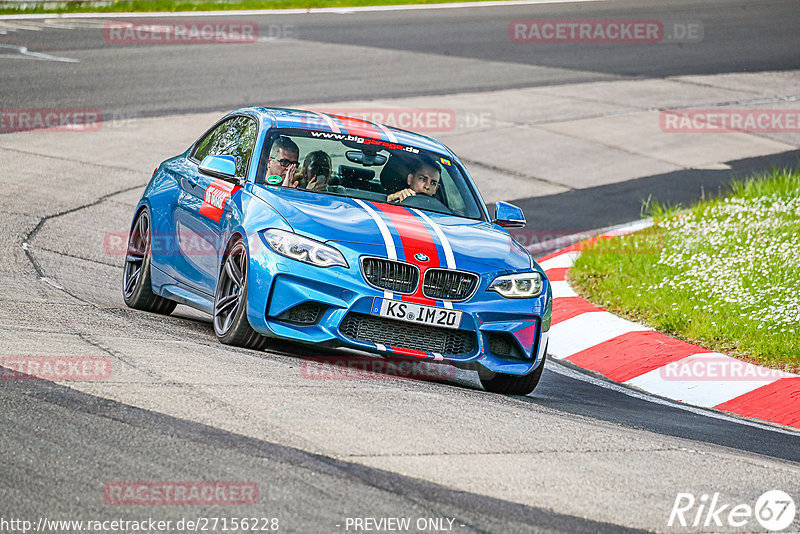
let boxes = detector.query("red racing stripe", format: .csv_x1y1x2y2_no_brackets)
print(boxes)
330,114,384,140
372,202,441,305
391,346,430,359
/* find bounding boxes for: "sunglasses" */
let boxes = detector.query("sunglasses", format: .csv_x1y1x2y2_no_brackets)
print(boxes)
272,157,299,168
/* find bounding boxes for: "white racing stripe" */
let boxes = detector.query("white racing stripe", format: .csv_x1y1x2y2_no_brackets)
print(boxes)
411,208,456,268
312,111,341,134
375,122,398,143
353,199,396,300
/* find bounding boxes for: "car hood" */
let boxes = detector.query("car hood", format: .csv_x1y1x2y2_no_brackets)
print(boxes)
253,186,532,272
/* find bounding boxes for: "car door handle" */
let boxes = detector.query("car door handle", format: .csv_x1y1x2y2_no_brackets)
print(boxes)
182,176,200,189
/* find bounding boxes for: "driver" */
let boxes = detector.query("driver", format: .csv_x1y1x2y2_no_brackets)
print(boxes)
265,136,300,187
386,155,441,203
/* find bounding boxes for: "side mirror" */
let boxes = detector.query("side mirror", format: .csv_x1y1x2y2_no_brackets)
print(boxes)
493,201,526,228
199,155,237,180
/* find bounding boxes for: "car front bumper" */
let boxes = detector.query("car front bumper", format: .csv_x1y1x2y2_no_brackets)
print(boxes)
245,233,551,376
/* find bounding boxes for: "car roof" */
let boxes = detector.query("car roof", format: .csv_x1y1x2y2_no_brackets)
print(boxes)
235,107,456,157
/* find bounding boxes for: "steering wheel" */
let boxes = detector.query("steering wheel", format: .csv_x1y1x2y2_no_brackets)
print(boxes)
399,193,452,214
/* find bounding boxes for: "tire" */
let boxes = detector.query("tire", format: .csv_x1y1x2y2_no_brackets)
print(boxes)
213,238,267,350
122,208,177,315
479,345,547,395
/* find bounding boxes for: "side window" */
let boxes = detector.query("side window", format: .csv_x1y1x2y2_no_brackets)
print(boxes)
441,170,467,216
192,116,258,178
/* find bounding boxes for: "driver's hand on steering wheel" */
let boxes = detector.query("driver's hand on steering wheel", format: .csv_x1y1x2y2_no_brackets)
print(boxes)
387,188,416,203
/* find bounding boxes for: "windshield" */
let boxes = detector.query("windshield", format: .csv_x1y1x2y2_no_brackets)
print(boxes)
259,129,485,220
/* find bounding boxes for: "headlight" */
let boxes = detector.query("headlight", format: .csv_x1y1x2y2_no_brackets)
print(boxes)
488,272,543,298
263,229,348,268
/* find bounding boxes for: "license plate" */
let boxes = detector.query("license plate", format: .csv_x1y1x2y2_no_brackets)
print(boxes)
370,298,462,330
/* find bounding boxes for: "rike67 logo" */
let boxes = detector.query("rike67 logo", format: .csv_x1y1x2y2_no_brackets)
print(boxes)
669,490,796,531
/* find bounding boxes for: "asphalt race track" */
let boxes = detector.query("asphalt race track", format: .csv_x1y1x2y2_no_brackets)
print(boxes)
2,0,799,115
1,0,800,532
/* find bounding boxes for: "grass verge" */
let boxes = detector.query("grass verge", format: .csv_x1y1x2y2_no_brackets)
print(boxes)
569,167,800,372
0,0,489,15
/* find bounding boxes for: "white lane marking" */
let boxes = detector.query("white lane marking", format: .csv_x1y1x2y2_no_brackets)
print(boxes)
550,280,578,298
548,359,800,436
538,251,579,270
0,0,607,21
40,276,64,290
0,43,79,62
353,198,396,300
0,20,44,30
625,353,794,409
548,311,651,360
0,19,108,30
